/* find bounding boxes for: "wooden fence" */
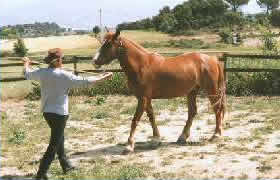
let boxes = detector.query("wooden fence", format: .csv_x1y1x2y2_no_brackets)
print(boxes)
1,52,280,82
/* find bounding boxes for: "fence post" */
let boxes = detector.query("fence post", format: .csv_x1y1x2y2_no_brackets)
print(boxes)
223,53,228,84
73,56,78,75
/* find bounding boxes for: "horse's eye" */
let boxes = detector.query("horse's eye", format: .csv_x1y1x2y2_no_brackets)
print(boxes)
105,41,112,48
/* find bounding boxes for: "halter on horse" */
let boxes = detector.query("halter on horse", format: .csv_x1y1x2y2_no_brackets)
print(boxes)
92,29,226,153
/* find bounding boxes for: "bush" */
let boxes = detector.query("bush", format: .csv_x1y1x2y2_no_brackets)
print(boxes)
171,30,197,36
84,72,130,96
13,38,28,57
26,82,41,100
92,26,101,36
142,39,208,49
0,50,13,57
218,29,233,44
259,28,279,55
29,72,130,99
227,71,280,96
95,96,106,105
270,9,280,27
9,129,25,145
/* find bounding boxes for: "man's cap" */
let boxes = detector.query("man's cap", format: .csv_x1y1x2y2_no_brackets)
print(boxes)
44,48,63,64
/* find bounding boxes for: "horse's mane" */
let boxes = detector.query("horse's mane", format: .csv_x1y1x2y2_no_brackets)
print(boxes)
122,37,150,54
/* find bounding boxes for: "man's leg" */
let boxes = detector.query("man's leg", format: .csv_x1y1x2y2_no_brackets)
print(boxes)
36,113,66,179
56,115,75,173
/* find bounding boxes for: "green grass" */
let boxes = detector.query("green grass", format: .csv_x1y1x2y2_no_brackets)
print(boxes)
48,158,150,180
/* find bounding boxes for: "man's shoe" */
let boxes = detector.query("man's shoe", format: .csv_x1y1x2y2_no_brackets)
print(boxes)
35,173,48,180
63,166,76,174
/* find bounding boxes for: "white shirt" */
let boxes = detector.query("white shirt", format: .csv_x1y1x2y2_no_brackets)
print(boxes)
24,67,99,115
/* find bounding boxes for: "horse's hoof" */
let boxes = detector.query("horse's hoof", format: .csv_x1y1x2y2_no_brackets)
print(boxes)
122,146,134,155
148,136,161,142
176,136,187,145
209,134,221,142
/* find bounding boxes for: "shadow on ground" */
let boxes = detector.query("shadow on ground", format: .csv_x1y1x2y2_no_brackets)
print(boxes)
0,175,34,180
70,140,208,158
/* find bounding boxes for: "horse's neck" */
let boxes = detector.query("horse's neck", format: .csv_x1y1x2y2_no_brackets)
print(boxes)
119,38,148,74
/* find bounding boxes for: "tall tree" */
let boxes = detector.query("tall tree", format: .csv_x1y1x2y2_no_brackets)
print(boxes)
257,0,280,14
225,0,249,12
13,38,28,57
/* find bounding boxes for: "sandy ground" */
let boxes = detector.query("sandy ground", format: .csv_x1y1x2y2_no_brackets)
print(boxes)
1,97,280,179
0,35,99,53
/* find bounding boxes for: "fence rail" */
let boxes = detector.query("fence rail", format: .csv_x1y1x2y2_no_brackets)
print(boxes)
1,52,280,82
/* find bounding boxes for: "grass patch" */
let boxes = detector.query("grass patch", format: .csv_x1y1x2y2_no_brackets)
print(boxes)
95,96,106,105
141,39,222,49
249,156,261,161
8,129,26,145
121,104,137,115
93,111,110,119
50,158,150,180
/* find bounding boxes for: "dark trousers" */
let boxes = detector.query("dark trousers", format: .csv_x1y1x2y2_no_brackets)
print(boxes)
37,112,71,176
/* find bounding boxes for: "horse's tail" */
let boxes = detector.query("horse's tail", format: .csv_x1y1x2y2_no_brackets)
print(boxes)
217,58,226,117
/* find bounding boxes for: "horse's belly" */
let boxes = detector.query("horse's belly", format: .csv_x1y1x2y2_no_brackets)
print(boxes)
152,81,195,99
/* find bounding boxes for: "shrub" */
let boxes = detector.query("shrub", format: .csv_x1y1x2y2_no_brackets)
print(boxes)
26,82,41,100
86,72,130,96
13,38,28,57
92,26,101,37
270,9,280,27
227,72,280,96
259,28,279,55
171,30,197,36
8,129,25,145
93,111,110,119
29,73,130,99
218,29,233,44
0,50,13,57
142,39,207,49
95,96,106,105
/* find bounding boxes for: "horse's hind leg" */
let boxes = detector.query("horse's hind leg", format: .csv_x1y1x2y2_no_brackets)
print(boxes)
177,87,199,144
125,97,147,153
208,89,224,139
146,99,160,138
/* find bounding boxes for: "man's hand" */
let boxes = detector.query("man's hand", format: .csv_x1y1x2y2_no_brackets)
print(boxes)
22,57,31,67
93,72,113,85
22,57,30,63
101,72,113,80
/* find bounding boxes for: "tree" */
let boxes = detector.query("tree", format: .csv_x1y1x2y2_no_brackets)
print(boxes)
158,13,177,33
270,9,280,26
159,6,171,16
257,0,280,14
13,38,28,57
92,26,101,37
225,0,250,12
173,3,193,29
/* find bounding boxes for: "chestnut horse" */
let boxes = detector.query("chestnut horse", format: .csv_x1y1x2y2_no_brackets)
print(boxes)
92,29,226,152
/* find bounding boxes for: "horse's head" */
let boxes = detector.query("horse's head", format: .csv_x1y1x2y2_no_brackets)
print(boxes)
92,29,121,68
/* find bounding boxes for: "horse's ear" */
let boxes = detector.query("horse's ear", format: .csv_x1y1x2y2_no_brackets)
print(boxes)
105,26,109,32
113,29,121,41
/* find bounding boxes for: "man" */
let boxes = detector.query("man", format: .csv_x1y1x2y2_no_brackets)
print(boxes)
23,48,112,180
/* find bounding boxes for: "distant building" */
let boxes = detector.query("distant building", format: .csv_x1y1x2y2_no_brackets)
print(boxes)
22,24,36,36
72,28,90,34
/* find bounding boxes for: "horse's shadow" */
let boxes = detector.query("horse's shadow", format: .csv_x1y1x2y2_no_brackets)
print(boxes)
0,175,34,180
70,140,206,158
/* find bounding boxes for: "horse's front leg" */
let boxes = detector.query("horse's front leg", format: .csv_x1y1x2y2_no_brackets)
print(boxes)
146,98,160,138
125,97,147,153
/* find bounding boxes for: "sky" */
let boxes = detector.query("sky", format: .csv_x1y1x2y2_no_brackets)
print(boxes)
0,0,264,29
